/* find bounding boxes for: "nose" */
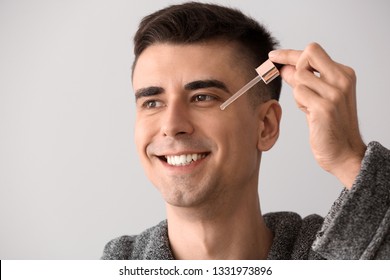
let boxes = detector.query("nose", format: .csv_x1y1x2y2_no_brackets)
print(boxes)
160,100,194,137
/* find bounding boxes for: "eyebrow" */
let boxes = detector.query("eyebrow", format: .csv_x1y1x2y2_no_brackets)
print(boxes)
184,79,231,93
134,79,231,100
135,86,164,100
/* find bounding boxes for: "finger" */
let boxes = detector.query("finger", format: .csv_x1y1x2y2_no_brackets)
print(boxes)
295,43,334,73
268,49,303,66
280,64,336,101
331,62,357,92
296,45,356,92
296,56,357,101
292,83,325,116
269,45,334,81
293,69,341,100
270,43,344,81
295,43,355,89
278,65,296,87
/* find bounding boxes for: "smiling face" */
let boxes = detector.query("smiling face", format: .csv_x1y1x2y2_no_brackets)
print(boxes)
133,41,268,208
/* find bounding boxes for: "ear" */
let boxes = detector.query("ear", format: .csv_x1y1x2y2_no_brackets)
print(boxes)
256,100,282,151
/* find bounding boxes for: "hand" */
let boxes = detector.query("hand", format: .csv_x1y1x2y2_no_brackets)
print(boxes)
269,43,366,189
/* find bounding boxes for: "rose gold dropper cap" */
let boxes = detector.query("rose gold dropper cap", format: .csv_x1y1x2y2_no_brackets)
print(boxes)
220,59,280,110
255,59,280,84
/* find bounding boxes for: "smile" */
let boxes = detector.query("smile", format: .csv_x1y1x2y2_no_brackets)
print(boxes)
164,153,208,166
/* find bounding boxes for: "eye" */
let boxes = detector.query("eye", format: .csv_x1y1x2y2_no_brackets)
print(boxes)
142,100,164,109
192,94,216,102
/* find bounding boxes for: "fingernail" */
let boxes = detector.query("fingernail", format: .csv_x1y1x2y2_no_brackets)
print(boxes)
268,50,278,58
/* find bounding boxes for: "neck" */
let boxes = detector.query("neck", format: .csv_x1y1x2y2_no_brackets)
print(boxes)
166,188,273,260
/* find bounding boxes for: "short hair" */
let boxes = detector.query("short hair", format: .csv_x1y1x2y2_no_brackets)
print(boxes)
132,1,281,102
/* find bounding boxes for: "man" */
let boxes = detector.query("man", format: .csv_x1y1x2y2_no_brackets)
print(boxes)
102,2,390,259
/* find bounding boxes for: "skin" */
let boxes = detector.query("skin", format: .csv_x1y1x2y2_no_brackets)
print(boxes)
133,40,280,259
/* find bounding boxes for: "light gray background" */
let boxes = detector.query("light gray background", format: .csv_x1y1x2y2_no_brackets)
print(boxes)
1,0,389,259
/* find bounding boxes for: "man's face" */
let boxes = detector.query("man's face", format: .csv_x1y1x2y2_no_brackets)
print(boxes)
133,41,264,208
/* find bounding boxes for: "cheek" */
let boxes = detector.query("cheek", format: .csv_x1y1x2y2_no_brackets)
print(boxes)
224,117,260,160
222,110,258,138
202,111,258,153
134,117,153,156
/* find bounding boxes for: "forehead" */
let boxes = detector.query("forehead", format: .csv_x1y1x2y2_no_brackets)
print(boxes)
132,41,248,88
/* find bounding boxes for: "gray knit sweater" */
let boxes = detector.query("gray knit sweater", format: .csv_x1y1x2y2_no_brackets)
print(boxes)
102,141,390,260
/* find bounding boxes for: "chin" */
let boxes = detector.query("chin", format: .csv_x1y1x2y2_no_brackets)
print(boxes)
157,184,212,208
151,173,221,207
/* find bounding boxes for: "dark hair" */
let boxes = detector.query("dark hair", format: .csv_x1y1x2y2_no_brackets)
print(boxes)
133,2,281,102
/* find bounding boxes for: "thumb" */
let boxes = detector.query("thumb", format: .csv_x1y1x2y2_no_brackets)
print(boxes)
279,65,296,87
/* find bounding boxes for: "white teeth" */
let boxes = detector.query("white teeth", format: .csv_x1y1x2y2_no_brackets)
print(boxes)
165,153,206,166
